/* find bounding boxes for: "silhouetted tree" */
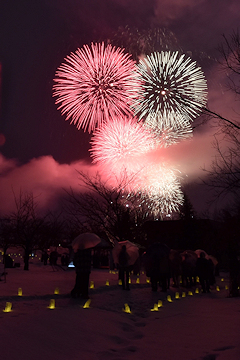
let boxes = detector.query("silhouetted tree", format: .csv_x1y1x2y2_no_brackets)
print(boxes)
10,191,46,270
203,31,240,202
65,171,154,244
179,192,196,220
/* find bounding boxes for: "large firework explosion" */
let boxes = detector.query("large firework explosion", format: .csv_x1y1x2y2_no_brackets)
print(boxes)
90,116,155,176
134,51,208,124
53,43,141,133
139,163,184,215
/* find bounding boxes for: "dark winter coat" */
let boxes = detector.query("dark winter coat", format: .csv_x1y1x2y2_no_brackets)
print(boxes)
196,257,211,279
73,249,92,274
118,249,130,268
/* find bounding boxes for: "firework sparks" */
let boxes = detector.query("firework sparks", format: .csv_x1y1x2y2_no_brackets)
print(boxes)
111,26,181,61
90,116,155,175
138,163,184,215
134,51,207,123
53,43,141,133
144,113,193,147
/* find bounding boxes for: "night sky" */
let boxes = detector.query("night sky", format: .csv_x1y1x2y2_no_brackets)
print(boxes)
0,0,240,215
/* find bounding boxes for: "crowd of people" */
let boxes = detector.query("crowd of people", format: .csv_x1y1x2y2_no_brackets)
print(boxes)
36,242,240,300
70,243,227,299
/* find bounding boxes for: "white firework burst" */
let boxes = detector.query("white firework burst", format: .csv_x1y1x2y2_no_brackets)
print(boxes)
134,51,208,123
138,163,184,215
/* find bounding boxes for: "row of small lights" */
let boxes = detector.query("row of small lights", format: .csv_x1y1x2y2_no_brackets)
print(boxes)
0,253,42,263
2,276,228,313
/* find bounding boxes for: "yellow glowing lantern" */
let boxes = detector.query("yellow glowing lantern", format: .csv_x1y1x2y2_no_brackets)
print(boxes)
195,288,199,294
3,302,12,313
109,270,112,274
151,303,159,312
136,278,140,284
123,303,131,313
196,276,200,283
225,285,228,290
175,292,180,299
158,300,163,308
48,299,55,309
128,278,131,284
142,271,144,275
83,299,91,308
221,278,224,282
146,278,150,284
18,288,22,296
89,281,94,289
105,280,110,286
182,292,186,298
188,291,193,296
54,287,60,295
167,295,173,302
216,286,220,292
118,279,122,285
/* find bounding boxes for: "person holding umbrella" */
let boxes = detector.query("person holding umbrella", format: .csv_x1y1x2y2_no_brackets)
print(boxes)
71,233,101,299
112,240,139,291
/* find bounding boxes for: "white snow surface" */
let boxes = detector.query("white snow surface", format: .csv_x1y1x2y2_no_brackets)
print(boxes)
0,259,239,360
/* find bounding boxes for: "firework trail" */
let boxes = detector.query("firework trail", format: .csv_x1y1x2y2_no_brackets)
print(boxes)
134,51,207,124
90,116,155,176
53,43,141,133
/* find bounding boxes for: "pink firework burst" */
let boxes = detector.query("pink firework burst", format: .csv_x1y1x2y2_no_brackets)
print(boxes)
53,43,141,133
90,116,155,176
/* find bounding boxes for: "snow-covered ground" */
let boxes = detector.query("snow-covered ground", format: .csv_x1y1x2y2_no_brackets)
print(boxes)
0,258,239,360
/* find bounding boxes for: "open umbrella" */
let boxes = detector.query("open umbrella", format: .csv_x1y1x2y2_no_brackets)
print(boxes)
195,249,209,259
112,240,139,266
72,233,101,252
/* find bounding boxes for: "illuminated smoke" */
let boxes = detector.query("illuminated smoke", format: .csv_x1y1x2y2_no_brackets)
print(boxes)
53,43,140,133
134,51,207,123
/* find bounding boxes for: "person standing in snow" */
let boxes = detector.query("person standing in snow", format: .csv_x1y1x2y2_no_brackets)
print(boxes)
118,245,130,290
196,252,211,293
71,248,92,299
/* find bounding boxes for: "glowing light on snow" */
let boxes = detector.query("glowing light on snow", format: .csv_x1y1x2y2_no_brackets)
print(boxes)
134,51,207,123
48,299,56,309
53,43,141,133
54,287,60,295
123,303,131,313
3,302,12,313
83,299,91,308
18,288,22,296
90,116,155,174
